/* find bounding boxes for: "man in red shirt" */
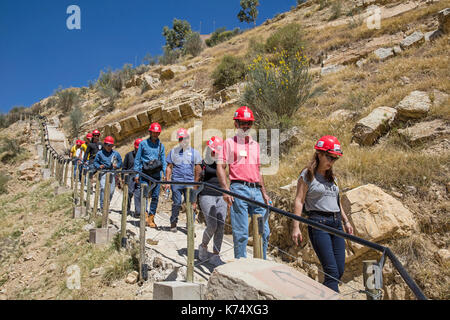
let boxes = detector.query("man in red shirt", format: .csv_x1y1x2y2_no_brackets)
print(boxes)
217,106,271,259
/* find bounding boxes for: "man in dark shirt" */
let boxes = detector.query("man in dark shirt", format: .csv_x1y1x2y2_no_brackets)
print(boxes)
122,138,142,215
83,129,103,170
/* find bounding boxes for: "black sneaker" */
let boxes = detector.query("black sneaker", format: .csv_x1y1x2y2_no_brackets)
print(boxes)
170,222,177,232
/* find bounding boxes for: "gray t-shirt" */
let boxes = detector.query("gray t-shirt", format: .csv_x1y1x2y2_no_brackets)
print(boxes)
299,169,340,213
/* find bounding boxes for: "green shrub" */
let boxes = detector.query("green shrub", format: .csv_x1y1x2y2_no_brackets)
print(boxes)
69,107,83,138
212,55,246,90
264,23,305,55
329,0,343,21
54,87,79,113
0,172,10,195
159,46,181,65
206,27,241,47
184,32,204,57
0,138,23,163
135,64,150,75
240,50,313,131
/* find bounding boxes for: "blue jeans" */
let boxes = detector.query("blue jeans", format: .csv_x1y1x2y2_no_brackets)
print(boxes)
170,184,196,224
99,172,116,210
134,174,161,216
229,183,270,260
307,213,346,293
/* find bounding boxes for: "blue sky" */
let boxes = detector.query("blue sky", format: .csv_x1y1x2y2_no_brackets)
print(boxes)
0,0,297,113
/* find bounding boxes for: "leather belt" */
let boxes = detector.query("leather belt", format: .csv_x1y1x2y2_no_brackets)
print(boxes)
231,180,261,188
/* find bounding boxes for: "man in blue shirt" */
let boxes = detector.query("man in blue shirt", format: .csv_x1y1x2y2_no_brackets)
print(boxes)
166,128,202,232
133,122,167,228
93,136,123,210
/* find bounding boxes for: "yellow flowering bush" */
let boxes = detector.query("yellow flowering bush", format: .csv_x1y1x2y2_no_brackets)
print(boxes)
241,48,312,131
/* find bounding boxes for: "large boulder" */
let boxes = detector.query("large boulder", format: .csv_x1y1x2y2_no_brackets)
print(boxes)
205,258,340,300
158,65,188,81
397,119,450,145
341,184,417,260
352,106,397,146
395,90,431,121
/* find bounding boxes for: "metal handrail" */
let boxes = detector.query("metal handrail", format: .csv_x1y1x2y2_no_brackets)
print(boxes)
30,113,427,300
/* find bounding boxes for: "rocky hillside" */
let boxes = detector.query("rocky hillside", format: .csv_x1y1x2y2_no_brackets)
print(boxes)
2,0,449,299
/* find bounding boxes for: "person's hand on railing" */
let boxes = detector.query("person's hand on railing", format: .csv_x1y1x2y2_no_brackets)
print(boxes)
99,165,105,169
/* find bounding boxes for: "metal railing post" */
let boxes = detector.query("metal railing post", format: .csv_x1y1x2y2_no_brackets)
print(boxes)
186,187,194,282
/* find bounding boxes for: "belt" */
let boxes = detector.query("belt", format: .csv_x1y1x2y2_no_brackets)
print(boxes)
231,180,261,188
308,210,340,218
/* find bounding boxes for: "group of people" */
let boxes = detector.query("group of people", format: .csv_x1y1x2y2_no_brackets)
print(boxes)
69,105,355,292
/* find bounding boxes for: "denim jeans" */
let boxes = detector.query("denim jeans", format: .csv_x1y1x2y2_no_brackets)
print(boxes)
307,213,346,293
170,184,196,224
99,172,116,210
73,159,82,182
134,174,161,217
229,183,270,259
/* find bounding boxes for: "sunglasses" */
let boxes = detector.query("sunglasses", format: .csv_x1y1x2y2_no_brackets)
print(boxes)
238,121,253,126
325,153,339,162
104,143,113,147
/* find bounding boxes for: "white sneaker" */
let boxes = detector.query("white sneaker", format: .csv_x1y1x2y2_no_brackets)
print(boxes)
209,254,225,267
198,244,208,261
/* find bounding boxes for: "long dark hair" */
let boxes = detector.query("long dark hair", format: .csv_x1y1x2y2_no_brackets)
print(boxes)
301,151,336,183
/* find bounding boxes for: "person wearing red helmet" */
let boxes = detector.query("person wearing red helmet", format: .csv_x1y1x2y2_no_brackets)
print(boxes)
165,128,202,232
121,138,143,215
197,136,227,266
70,139,87,182
216,106,272,260
133,123,167,228
83,129,103,170
291,135,353,293
94,136,123,210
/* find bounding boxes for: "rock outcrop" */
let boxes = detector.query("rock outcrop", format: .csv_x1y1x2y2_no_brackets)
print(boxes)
398,119,450,145
395,90,431,121
205,258,340,300
352,106,397,146
341,184,417,261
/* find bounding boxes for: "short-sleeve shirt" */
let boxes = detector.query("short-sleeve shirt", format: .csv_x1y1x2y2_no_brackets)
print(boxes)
166,146,202,182
71,145,86,158
219,135,260,183
299,169,340,213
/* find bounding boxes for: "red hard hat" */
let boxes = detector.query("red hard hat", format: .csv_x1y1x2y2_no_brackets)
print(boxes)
134,138,143,149
176,128,189,139
207,136,224,153
149,122,162,133
103,136,115,145
233,106,255,121
314,135,343,156
92,129,100,136
81,140,86,145
86,133,93,139
76,139,82,146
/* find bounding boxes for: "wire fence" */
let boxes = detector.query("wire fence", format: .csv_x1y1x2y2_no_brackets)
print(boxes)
29,113,427,300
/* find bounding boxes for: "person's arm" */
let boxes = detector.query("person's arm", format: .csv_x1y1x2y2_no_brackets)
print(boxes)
259,173,271,205
133,145,143,183
216,162,233,206
291,178,307,246
340,197,353,235
83,144,90,162
93,153,102,169
161,143,167,180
